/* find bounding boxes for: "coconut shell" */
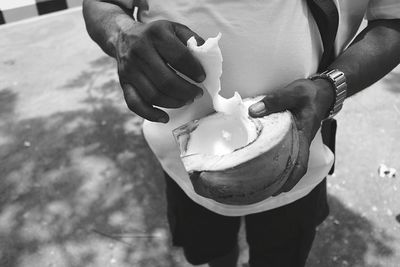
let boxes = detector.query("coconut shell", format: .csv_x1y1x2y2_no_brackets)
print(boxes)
173,109,299,205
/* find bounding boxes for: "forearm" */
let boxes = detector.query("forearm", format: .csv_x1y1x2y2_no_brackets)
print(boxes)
82,0,135,58
329,19,400,97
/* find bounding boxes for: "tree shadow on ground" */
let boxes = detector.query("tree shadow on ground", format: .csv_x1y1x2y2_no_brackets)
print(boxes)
0,102,179,267
0,88,17,117
0,55,397,267
0,56,186,267
307,195,395,267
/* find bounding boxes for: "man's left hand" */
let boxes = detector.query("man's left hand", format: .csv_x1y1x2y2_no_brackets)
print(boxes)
248,78,335,195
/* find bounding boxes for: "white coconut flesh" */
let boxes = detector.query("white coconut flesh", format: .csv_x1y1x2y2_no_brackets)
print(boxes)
180,109,293,172
174,33,294,174
186,33,256,158
186,113,257,157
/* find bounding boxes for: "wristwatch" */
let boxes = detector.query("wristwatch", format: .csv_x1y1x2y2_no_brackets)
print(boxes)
309,69,347,120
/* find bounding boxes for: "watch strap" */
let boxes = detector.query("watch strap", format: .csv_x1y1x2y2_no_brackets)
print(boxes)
309,69,347,119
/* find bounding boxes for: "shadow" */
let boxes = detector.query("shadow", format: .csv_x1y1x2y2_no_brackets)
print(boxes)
307,195,395,267
0,56,184,267
2,54,397,267
0,88,17,117
62,56,117,90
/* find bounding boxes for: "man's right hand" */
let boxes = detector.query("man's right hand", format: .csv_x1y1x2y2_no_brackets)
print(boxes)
114,19,206,123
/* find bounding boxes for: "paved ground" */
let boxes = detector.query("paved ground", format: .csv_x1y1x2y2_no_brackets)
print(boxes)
0,9,399,267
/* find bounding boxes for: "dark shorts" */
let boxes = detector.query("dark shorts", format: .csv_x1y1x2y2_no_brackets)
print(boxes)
165,173,329,266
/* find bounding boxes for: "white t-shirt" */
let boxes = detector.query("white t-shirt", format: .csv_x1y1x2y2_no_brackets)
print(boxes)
137,0,400,216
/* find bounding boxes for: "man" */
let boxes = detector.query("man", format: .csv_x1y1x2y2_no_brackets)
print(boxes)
82,0,400,266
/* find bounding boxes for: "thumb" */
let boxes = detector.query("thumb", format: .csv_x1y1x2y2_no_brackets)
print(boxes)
249,93,295,118
173,23,205,46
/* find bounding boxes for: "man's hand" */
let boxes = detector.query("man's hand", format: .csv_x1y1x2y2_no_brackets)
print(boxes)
114,19,206,123
248,78,335,195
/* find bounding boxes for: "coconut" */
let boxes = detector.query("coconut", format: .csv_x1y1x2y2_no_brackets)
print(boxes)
173,105,299,205
172,34,299,205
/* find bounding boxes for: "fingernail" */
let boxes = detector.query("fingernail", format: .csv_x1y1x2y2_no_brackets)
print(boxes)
249,102,266,116
158,116,169,123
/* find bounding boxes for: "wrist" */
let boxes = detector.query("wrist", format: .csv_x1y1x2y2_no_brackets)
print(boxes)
309,69,347,120
312,78,336,120
110,14,140,58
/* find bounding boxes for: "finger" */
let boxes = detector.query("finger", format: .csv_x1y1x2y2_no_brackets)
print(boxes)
121,82,169,123
248,88,300,118
248,79,314,118
280,135,309,192
272,130,310,196
298,108,321,141
173,22,205,46
154,23,206,82
134,45,203,101
125,70,187,108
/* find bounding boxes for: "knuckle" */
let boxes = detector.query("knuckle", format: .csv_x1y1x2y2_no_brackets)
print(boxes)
124,98,136,113
171,48,191,66
295,85,309,99
117,35,143,62
129,39,149,59
118,65,130,80
147,25,161,39
146,90,158,102
159,76,175,92
148,92,164,105
117,51,130,67
117,51,146,77
148,20,170,38
116,52,131,74
122,90,137,112
174,22,189,30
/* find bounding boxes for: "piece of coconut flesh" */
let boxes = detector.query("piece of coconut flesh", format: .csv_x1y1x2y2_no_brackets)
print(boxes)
186,112,257,156
181,33,257,156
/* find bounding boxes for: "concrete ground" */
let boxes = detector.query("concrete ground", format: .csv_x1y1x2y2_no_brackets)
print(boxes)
1,9,400,267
